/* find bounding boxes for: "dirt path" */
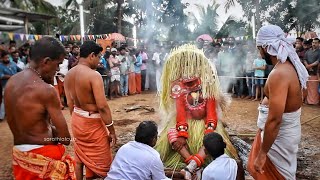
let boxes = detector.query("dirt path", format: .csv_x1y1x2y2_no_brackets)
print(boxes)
0,92,319,179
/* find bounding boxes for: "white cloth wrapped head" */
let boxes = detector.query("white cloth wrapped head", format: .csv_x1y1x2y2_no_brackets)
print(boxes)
256,24,309,89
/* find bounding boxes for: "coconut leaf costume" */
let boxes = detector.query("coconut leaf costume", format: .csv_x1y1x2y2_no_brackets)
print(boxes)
155,44,239,171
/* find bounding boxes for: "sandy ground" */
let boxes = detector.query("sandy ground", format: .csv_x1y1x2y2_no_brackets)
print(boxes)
0,92,319,179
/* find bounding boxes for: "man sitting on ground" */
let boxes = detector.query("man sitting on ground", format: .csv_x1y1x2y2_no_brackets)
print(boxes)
106,121,170,180
202,132,238,180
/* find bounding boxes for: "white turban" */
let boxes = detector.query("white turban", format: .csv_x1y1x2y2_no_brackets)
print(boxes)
256,24,309,89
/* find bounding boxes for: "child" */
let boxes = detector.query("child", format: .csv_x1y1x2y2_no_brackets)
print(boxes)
253,53,266,101
202,132,238,180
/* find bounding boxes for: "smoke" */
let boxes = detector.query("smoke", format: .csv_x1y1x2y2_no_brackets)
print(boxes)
214,39,256,95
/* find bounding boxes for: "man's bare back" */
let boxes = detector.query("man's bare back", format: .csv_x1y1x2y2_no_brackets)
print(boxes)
63,41,115,142
262,60,302,112
5,38,70,146
6,71,65,145
64,64,103,113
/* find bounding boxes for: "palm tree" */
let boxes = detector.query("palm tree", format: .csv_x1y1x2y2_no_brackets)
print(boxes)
224,0,235,13
192,0,220,37
5,0,56,15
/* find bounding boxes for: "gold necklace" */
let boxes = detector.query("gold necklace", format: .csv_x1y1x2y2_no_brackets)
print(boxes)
28,67,44,82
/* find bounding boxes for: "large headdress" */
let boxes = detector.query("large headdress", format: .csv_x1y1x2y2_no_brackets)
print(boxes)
160,44,228,114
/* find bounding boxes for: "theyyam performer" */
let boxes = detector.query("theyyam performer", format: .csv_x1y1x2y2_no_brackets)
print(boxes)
155,44,239,179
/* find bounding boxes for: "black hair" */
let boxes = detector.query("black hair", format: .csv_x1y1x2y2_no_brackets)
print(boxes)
296,37,304,42
29,37,66,63
72,45,79,50
214,43,221,47
104,51,111,59
313,38,320,42
0,50,9,58
9,40,16,45
80,41,103,58
119,46,126,52
303,39,311,45
130,48,136,55
135,121,158,145
11,50,19,55
203,132,226,159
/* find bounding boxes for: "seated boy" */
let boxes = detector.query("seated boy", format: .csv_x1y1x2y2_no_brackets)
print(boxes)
202,132,238,180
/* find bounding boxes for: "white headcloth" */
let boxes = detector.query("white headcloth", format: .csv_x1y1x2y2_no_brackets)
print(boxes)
256,25,309,89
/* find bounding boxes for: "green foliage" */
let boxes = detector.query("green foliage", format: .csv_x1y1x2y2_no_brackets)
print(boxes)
215,17,248,38
228,0,320,33
192,1,220,38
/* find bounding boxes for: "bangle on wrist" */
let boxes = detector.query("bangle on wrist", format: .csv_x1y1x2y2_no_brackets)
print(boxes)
105,121,114,127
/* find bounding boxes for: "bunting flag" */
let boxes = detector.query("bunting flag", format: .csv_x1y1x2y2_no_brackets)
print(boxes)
19,34,24,41
0,30,277,44
8,32,14,40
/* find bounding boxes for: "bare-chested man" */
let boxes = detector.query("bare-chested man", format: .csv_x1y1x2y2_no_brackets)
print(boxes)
64,41,116,180
5,37,75,180
247,25,309,180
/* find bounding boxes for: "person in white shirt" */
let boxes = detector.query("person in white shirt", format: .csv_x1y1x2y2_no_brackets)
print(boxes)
11,51,25,70
152,46,167,95
55,58,69,108
106,121,170,180
202,132,238,180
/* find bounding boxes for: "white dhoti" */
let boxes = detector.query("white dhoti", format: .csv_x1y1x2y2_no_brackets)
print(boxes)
111,69,120,82
257,105,301,179
156,69,162,93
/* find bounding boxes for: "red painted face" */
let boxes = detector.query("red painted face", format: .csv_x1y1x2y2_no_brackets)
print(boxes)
170,77,202,99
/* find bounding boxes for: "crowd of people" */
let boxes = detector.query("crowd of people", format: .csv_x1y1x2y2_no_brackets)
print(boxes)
198,36,320,105
1,34,319,115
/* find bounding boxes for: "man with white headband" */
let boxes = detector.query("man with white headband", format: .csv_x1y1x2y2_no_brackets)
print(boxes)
247,25,308,180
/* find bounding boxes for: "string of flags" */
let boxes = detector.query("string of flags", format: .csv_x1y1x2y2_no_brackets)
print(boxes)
3,31,303,43
0,31,119,41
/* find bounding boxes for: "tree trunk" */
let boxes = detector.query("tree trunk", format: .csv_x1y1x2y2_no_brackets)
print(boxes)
116,1,123,34
255,0,261,32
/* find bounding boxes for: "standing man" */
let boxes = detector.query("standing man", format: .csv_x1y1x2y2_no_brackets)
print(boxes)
11,51,25,70
247,25,309,179
64,41,116,180
118,46,130,96
152,46,167,94
56,57,69,107
139,46,148,91
108,48,121,99
127,48,137,95
68,45,80,70
0,51,19,121
303,38,320,105
134,52,143,94
5,37,75,179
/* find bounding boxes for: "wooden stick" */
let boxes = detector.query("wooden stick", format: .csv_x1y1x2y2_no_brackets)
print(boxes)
229,133,256,137
165,171,185,179
140,106,155,112
301,114,320,125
